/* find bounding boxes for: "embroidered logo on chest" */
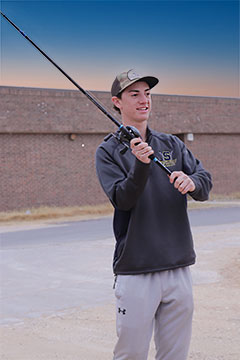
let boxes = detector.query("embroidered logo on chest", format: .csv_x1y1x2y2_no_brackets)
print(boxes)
158,150,177,167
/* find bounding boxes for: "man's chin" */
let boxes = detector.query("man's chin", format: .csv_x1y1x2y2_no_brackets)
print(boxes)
136,114,150,122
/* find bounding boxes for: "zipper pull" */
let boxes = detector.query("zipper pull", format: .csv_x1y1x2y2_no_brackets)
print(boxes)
113,275,117,289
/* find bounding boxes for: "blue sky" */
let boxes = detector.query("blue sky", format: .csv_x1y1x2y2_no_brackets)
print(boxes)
0,0,239,97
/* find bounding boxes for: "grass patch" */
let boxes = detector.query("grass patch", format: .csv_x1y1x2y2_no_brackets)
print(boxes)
0,203,113,223
209,192,240,201
1,195,239,224
187,201,239,210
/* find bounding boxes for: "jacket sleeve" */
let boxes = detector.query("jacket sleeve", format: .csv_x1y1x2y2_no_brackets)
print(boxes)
95,146,150,211
179,140,212,201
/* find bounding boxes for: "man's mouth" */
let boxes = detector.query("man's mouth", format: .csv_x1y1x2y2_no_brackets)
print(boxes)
137,107,148,111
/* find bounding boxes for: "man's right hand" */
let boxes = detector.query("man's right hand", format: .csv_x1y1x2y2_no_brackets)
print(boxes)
130,138,154,164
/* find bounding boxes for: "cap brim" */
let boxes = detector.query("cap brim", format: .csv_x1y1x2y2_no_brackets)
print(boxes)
119,76,159,95
140,76,159,90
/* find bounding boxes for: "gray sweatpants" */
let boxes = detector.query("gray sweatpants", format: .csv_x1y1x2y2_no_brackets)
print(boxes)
113,267,193,360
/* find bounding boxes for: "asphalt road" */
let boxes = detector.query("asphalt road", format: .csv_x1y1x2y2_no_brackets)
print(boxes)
1,206,240,249
0,206,239,325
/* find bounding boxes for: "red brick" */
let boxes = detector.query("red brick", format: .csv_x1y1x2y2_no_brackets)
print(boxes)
0,86,239,211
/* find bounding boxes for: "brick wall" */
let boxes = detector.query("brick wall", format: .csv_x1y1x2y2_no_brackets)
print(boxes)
0,133,107,211
0,86,239,211
184,134,240,195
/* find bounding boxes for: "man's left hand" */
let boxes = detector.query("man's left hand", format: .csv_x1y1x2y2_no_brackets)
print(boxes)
169,171,196,194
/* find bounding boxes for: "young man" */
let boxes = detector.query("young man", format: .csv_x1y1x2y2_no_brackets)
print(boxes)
95,69,212,360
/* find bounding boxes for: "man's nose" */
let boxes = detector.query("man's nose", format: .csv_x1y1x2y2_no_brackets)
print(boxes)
138,94,148,103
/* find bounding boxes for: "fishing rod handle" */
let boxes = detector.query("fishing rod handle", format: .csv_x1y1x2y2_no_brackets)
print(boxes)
119,125,172,175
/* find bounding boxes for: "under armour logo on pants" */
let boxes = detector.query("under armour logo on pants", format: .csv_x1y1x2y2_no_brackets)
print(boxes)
118,307,126,315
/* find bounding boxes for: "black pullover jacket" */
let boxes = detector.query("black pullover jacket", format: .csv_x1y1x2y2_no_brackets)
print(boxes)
95,128,212,275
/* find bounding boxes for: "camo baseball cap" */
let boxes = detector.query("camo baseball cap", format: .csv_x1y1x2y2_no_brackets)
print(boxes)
111,69,159,97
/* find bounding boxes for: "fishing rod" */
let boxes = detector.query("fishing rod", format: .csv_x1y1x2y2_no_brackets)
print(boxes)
0,11,172,176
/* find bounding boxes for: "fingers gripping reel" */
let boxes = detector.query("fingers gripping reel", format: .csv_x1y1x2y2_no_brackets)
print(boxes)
104,125,141,155
104,124,172,175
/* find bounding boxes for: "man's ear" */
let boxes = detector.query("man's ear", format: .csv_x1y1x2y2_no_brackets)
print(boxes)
111,96,121,111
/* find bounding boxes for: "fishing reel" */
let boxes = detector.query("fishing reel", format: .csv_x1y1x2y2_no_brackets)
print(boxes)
104,125,142,155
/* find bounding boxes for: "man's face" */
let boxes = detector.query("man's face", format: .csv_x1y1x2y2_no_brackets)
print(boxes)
112,81,152,124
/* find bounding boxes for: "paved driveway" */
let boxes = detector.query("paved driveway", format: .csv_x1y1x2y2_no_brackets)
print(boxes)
0,206,239,325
